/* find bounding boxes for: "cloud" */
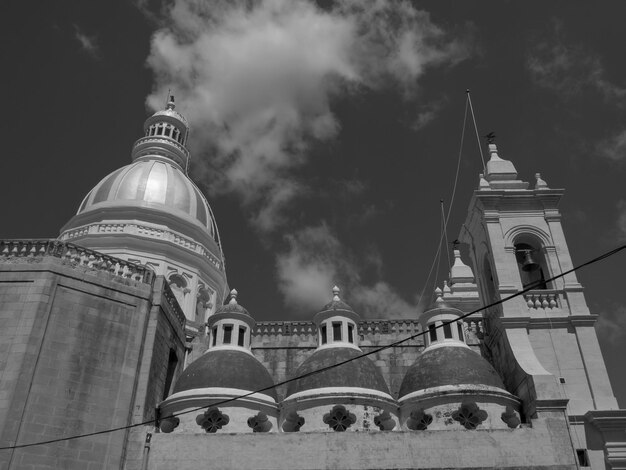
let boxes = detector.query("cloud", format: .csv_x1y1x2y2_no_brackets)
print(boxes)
596,304,626,347
74,25,99,58
597,130,626,162
527,21,626,103
145,0,470,232
276,224,416,318
410,97,448,131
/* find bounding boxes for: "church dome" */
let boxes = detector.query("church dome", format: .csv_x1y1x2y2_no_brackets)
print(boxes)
285,347,390,397
173,349,278,401
75,159,215,237
398,345,505,399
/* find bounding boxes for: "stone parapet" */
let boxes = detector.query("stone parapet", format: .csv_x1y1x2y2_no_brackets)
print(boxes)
0,239,154,284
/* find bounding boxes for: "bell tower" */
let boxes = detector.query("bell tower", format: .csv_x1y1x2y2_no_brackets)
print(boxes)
459,141,622,467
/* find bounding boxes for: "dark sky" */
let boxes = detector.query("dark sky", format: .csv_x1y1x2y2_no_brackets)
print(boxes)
1,1,625,406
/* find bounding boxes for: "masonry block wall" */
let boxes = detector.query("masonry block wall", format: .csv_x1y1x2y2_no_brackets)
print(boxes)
252,319,484,400
0,255,185,470
146,415,576,470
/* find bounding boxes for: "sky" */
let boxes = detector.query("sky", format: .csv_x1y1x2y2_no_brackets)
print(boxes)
0,1,625,406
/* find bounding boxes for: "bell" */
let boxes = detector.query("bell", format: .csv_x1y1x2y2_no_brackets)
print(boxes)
521,250,540,272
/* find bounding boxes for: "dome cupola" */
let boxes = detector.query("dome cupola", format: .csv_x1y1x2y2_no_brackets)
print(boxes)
397,300,521,431
158,289,278,434
206,289,255,352
313,286,360,351
280,287,397,433
59,98,228,324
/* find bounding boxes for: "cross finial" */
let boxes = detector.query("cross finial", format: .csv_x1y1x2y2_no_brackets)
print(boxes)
166,89,175,110
484,132,496,144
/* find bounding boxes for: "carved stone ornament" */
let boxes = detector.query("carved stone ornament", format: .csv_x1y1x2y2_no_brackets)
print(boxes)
501,406,521,428
406,409,433,431
247,412,273,432
373,410,396,431
452,402,488,430
323,405,356,432
282,411,305,432
196,407,229,433
159,416,180,433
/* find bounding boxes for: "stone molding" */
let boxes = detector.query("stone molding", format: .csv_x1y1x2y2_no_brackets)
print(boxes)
61,222,223,270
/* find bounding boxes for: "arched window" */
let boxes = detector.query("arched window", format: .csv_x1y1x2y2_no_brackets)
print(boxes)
514,242,548,290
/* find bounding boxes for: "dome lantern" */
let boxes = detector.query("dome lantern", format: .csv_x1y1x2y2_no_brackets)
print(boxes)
132,95,191,171
207,289,255,353
312,286,360,351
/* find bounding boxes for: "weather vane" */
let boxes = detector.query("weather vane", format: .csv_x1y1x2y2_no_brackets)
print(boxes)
484,132,496,144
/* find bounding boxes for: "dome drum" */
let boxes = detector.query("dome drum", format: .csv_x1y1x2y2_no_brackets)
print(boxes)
280,396,398,433
159,394,278,434
132,136,189,170
398,387,522,431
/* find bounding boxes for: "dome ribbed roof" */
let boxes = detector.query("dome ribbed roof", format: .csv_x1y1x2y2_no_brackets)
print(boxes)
398,346,505,399
286,348,390,397
173,350,277,401
76,160,215,236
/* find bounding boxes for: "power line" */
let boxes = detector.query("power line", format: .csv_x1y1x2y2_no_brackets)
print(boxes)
1,243,624,450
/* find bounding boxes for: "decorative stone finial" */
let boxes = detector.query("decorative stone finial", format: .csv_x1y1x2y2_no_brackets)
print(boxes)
229,288,238,305
450,250,475,284
488,143,503,161
479,173,490,189
534,173,549,190
332,285,341,301
443,280,451,294
434,286,443,303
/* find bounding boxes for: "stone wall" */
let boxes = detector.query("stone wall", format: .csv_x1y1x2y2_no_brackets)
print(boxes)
0,250,184,470
146,416,576,470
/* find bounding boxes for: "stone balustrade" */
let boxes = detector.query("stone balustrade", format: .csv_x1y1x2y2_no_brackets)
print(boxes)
133,136,190,159
162,279,187,326
0,239,155,284
253,319,481,339
523,290,560,309
61,222,223,270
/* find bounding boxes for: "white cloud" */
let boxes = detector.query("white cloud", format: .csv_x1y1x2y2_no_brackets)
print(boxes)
74,25,99,58
146,0,470,232
276,224,417,318
410,97,447,131
527,22,626,103
598,130,626,162
596,304,626,347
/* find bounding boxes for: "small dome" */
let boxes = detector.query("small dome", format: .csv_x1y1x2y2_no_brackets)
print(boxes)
76,160,215,237
398,346,505,399
313,286,360,325
214,289,250,317
173,349,277,401
150,107,189,128
286,348,390,397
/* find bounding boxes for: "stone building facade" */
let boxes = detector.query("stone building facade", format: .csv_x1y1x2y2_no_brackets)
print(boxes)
0,102,625,470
